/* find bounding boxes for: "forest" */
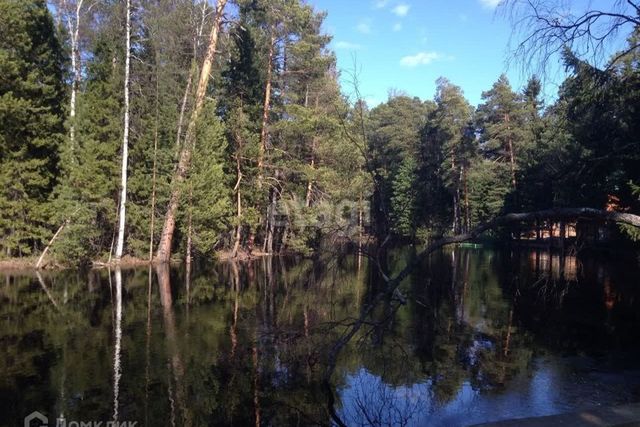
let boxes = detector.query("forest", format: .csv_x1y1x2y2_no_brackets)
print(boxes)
1,0,639,266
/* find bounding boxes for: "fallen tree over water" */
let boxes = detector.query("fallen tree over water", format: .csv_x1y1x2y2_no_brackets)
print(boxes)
323,207,640,426
388,207,640,286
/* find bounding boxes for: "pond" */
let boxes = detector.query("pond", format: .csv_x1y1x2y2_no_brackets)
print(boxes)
2,247,640,426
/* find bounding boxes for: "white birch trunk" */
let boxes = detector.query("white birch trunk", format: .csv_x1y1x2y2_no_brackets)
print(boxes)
60,0,84,152
115,0,131,260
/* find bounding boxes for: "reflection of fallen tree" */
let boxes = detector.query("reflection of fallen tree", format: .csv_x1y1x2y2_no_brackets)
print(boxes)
323,208,640,426
389,208,640,289
156,264,191,427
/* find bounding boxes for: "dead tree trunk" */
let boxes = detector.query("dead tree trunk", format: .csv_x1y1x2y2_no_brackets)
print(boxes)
231,141,243,258
36,219,69,268
175,68,193,150
257,34,275,188
175,0,208,151
258,34,276,252
155,0,228,263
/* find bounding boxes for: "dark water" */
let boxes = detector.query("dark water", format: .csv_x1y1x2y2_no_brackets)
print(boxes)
2,247,640,426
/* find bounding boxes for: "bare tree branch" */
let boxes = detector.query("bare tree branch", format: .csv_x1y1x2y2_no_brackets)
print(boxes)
322,206,640,425
502,0,640,76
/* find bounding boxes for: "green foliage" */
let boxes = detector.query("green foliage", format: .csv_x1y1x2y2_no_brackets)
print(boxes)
390,157,417,237
620,181,640,241
52,24,123,262
419,78,474,234
467,160,510,225
2,0,640,263
184,101,233,256
0,0,65,256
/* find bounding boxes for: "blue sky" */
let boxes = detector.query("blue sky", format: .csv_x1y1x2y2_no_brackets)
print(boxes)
308,0,558,107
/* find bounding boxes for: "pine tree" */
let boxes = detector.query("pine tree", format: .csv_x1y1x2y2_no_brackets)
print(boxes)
369,95,433,235
420,78,474,235
477,74,528,191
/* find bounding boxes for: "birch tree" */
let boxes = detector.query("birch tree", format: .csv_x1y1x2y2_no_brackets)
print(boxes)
52,0,92,153
115,0,131,260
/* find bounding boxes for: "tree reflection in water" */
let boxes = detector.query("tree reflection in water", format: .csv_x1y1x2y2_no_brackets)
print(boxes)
1,247,640,426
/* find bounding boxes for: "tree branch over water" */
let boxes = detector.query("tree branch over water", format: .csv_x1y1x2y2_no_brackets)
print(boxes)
323,207,640,426
388,207,640,288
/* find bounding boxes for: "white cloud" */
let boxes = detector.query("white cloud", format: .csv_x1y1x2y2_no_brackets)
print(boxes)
356,20,372,34
479,0,501,9
393,22,403,32
400,51,444,67
392,3,410,17
335,41,362,50
373,0,389,8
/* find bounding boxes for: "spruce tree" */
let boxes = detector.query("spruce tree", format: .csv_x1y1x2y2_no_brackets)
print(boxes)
52,14,123,262
183,101,232,256
0,0,65,257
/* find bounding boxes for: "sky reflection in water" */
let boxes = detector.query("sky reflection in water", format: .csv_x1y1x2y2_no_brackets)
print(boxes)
1,247,640,426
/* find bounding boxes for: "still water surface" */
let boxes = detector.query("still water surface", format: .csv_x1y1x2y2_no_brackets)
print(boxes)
2,247,640,426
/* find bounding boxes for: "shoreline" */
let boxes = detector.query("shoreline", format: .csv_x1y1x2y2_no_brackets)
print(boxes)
2,239,635,273
0,250,276,272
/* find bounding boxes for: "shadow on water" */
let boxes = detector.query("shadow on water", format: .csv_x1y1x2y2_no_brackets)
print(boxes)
1,247,640,426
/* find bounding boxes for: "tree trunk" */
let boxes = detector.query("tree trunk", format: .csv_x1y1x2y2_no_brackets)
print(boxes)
175,70,193,149
231,146,243,258
155,0,228,263
257,34,275,188
451,154,460,234
115,0,131,261
259,34,276,252
505,113,517,189
58,0,84,154
305,93,316,208
149,59,159,261
175,0,207,151
266,189,276,254
186,185,193,269
463,165,470,233
508,136,517,189
305,140,315,208
36,219,69,268
67,0,83,153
